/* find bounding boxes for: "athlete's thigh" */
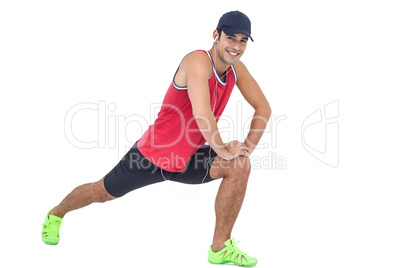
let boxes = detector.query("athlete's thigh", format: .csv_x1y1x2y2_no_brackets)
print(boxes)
169,144,216,184
103,142,165,197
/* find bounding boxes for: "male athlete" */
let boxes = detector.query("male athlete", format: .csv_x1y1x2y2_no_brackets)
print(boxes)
42,11,271,267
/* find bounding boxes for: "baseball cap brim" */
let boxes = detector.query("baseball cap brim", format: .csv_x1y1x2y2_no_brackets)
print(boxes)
221,26,254,42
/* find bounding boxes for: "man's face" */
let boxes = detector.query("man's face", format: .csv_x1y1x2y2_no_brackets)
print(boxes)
215,31,248,66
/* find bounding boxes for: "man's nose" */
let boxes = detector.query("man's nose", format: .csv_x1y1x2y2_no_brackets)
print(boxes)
233,41,241,51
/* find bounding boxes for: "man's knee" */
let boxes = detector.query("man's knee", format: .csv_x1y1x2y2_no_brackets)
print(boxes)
210,155,251,180
92,177,116,203
229,156,251,181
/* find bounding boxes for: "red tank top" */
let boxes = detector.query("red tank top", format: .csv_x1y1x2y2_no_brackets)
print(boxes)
137,50,237,172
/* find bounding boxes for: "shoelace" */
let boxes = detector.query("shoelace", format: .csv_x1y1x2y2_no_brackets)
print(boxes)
229,239,252,264
46,220,62,236
227,239,246,258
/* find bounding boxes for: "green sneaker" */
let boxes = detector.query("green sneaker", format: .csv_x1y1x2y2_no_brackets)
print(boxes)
208,238,258,267
42,209,62,245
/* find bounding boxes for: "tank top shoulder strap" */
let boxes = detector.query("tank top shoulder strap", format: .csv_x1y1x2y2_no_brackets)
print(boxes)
230,65,238,84
203,50,237,86
172,50,212,90
172,49,237,90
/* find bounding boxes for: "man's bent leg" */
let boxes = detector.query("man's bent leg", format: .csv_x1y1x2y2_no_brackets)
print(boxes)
51,177,116,219
209,155,251,252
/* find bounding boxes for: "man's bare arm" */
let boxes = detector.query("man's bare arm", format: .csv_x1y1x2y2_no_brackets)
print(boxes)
184,52,248,160
235,60,272,154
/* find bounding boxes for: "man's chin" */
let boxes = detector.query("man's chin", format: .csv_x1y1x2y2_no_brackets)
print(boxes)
222,56,239,66
227,58,240,66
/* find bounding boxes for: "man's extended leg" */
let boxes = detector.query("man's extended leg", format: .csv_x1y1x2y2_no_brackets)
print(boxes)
42,177,116,245
42,142,167,245
51,177,116,218
209,155,251,251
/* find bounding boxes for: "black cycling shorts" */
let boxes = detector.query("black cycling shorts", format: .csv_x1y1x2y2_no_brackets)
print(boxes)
104,141,218,197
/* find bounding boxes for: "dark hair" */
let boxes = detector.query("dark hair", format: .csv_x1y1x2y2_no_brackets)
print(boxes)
217,29,223,39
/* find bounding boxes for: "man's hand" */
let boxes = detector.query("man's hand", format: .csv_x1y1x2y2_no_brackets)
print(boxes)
218,140,250,161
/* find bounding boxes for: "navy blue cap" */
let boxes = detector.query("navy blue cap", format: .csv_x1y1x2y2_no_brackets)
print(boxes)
217,11,254,42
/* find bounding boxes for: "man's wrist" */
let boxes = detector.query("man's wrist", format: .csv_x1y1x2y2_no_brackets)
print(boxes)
244,143,255,155
215,146,230,158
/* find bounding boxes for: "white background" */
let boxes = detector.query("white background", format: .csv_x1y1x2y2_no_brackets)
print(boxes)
1,0,401,267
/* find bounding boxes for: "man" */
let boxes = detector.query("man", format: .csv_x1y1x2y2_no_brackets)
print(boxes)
42,10,271,267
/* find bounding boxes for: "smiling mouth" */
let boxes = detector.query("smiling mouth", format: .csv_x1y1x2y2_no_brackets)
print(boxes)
226,50,240,58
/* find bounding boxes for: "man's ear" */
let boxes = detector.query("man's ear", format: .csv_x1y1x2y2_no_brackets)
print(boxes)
212,29,219,42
